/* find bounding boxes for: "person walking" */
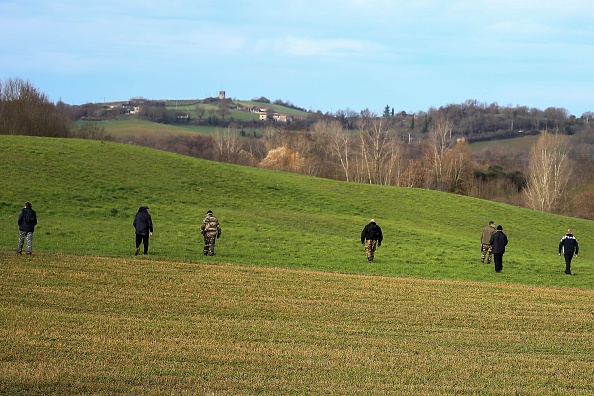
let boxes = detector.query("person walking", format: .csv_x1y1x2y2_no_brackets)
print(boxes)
17,201,37,255
361,218,383,262
558,229,578,275
480,221,496,264
133,206,153,255
200,210,221,256
489,225,508,272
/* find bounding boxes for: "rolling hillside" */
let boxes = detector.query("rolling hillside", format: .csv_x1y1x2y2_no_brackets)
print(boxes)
1,135,592,289
2,135,594,394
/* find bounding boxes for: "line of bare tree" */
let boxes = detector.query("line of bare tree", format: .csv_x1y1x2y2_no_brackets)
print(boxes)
3,77,594,219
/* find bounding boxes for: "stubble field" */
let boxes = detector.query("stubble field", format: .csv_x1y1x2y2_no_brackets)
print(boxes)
1,252,593,395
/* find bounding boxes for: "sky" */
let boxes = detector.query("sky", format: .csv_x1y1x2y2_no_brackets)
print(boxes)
2,0,594,116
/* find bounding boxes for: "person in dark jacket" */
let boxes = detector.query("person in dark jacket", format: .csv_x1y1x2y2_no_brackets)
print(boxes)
361,218,383,262
558,229,578,275
17,201,37,255
133,206,153,255
489,225,508,272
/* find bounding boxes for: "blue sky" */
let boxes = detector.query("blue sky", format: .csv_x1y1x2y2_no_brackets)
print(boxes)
2,0,594,116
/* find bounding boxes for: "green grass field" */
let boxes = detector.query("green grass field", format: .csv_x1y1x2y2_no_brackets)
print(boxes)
1,136,593,394
77,118,220,138
469,134,540,152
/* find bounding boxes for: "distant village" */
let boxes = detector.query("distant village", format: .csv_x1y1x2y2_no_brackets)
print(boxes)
108,90,291,123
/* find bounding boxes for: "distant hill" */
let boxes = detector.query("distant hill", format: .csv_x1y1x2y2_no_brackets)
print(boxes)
1,135,592,288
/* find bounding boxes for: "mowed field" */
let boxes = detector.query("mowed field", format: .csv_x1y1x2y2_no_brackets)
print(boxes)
78,118,218,138
1,135,593,394
2,252,593,395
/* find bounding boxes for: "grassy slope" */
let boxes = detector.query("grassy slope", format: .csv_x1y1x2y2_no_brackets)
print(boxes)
469,134,540,152
77,118,219,137
2,136,594,395
1,135,592,289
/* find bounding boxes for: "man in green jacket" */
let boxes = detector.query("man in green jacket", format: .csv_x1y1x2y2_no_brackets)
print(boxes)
480,221,496,264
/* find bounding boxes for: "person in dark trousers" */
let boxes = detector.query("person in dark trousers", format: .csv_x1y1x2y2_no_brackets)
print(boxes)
558,229,578,275
480,221,496,264
17,201,37,255
133,206,153,255
361,218,383,262
489,225,508,272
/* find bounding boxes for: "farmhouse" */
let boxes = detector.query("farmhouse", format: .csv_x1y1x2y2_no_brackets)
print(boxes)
259,112,290,123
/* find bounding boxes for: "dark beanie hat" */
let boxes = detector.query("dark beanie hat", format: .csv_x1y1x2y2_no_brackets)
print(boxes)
207,210,213,214
497,225,503,230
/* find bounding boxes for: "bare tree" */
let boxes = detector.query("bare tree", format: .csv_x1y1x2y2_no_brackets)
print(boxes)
356,115,395,184
425,114,454,191
442,139,473,194
195,105,205,120
213,126,242,163
218,102,230,119
314,119,353,181
524,131,572,213
259,144,304,173
399,159,429,188
0,77,70,137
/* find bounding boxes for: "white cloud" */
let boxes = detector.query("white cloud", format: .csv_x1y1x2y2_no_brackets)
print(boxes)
257,36,380,57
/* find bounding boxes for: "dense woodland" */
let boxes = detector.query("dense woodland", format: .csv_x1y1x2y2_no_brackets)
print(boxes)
3,77,594,220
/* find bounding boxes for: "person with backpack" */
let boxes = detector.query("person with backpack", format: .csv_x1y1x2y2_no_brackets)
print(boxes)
17,201,37,255
361,218,383,262
133,206,153,255
200,210,221,256
558,228,579,275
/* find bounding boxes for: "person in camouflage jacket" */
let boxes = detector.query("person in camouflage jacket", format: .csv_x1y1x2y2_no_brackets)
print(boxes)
200,210,221,256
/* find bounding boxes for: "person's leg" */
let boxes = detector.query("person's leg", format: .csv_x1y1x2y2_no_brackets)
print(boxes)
142,234,149,254
207,234,216,255
210,239,216,255
17,231,26,254
487,245,493,264
26,232,33,254
494,254,502,272
203,236,209,255
564,254,572,274
135,234,142,255
365,240,373,261
369,240,377,262
481,244,487,263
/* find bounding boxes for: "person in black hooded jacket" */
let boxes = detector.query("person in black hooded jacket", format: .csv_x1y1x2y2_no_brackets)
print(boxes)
489,225,508,272
17,201,37,255
361,218,383,262
133,206,153,255
558,229,579,275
